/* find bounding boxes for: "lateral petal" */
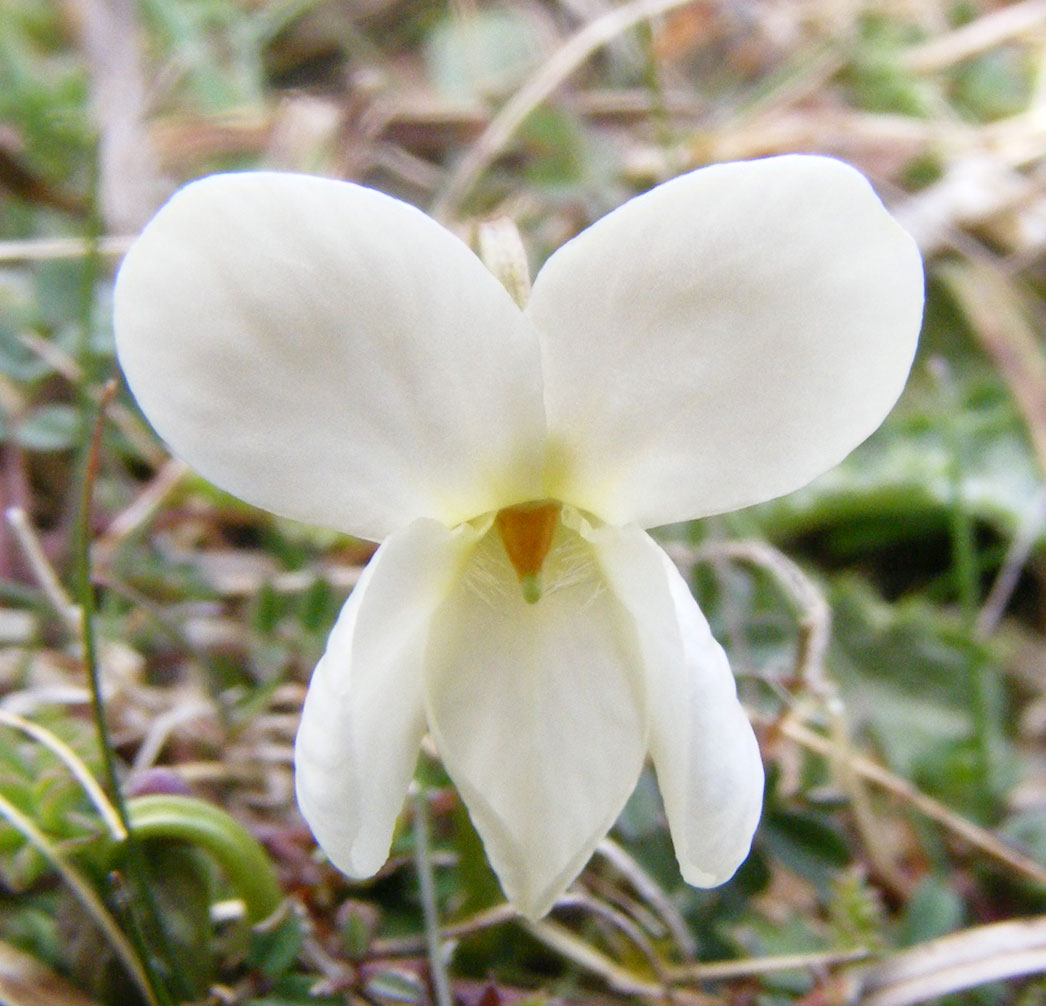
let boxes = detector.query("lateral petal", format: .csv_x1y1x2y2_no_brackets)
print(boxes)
423,520,647,919
295,518,479,877
529,155,924,528
115,172,546,541
587,525,763,886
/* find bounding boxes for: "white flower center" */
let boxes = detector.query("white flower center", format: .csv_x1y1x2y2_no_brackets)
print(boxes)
459,502,603,608
494,500,562,603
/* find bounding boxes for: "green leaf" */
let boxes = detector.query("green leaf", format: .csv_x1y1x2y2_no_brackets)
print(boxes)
424,8,545,101
844,15,935,116
825,581,1017,807
248,912,305,980
952,48,1032,121
15,403,79,451
752,277,1043,568
1000,808,1046,880
364,967,426,1005
34,260,87,330
141,840,217,998
896,875,964,947
520,107,589,189
0,322,54,382
761,807,851,887
753,388,1041,561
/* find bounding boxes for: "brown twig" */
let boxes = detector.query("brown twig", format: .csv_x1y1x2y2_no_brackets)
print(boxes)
904,0,1046,74
432,0,701,218
782,719,1046,887
851,915,1046,1006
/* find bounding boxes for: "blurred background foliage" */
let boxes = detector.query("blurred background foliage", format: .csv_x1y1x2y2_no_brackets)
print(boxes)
0,0,1044,1004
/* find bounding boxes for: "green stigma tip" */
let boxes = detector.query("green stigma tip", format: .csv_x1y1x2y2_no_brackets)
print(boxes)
520,573,542,604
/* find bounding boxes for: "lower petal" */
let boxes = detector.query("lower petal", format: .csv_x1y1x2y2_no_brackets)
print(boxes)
587,525,764,886
295,518,478,877
423,522,648,919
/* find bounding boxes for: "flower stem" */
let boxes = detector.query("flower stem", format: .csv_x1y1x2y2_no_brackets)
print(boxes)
126,794,283,924
411,788,453,1006
931,357,997,810
75,381,181,1005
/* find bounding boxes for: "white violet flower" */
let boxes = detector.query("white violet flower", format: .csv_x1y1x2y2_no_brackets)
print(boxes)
114,154,924,919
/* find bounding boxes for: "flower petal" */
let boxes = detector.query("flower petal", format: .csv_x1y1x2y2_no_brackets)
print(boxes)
423,520,647,919
529,155,924,528
295,517,479,877
115,172,546,541
586,525,763,885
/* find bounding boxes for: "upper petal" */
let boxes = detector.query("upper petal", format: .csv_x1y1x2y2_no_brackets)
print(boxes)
295,518,479,877
423,518,648,919
528,155,924,528
586,524,763,886
115,172,546,541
